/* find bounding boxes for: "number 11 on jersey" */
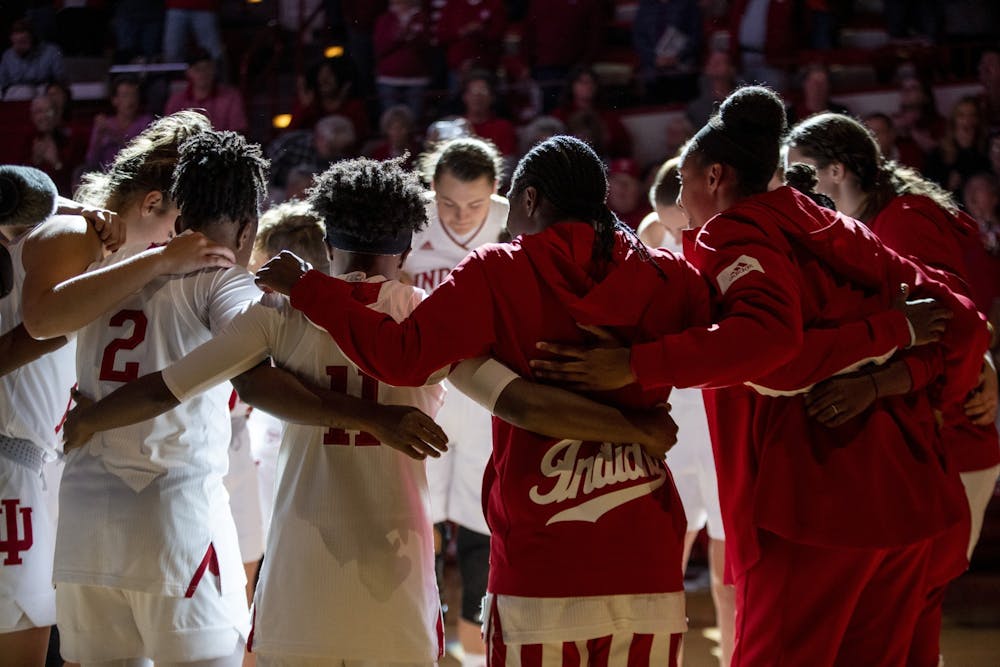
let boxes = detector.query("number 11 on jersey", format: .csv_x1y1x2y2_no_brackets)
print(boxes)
323,365,380,447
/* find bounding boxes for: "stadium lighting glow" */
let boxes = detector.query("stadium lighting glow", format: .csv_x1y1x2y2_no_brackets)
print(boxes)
324,45,345,59
273,114,292,129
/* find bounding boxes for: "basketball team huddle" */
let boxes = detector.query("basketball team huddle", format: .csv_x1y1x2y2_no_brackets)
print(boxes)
1,85,998,667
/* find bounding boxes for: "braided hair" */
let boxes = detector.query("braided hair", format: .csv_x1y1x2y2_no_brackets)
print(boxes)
170,130,269,229
507,135,666,279
785,112,957,221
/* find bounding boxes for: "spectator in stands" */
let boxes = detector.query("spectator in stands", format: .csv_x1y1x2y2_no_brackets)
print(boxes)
863,111,925,172
606,157,650,230
632,0,702,103
928,95,991,192
268,114,357,194
162,0,223,64
884,0,944,43
663,114,694,161
290,58,370,140
44,80,71,124
112,0,165,64
18,93,85,195
374,0,431,121
729,0,800,93
366,104,420,168
893,70,945,156
335,0,387,97
963,171,1000,255
436,0,506,87
164,48,248,133
85,76,153,169
460,71,517,160
566,109,607,160
977,48,1000,133
0,18,63,98
787,62,850,124
553,66,632,158
686,48,740,128
499,56,542,124
988,132,1000,180
518,114,565,155
522,0,605,110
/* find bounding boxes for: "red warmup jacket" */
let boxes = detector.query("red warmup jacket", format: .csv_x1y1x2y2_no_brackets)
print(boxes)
629,186,986,578
869,194,1000,472
290,223,710,598
436,0,506,71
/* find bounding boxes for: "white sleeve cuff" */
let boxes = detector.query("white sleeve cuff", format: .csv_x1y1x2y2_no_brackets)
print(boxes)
448,357,521,412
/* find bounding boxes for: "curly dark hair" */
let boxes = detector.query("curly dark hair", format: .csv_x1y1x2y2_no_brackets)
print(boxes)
171,130,269,228
307,156,428,247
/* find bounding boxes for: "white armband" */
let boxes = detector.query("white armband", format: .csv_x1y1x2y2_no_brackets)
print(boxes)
449,356,521,412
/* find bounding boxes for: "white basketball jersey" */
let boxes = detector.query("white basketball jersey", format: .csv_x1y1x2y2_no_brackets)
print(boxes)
403,193,507,534
0,234,77,452
54,243,261,597
161,275,446,661
404,192,508,292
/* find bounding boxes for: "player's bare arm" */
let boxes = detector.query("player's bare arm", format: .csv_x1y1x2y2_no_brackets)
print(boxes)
64,362,448,461
232,361,448,460
21,218,236,339
0,324,68,377
451,357,676,459
531,324,636,391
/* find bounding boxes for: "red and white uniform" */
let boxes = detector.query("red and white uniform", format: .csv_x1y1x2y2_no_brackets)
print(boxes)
55,242,259,662
404,191,507,534
627,187,988,666
288,224,713,664
160,275,446,662
0,232,76,632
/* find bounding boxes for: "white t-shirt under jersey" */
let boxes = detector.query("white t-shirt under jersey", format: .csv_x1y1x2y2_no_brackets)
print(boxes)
55,242,261,598
161,275,446,661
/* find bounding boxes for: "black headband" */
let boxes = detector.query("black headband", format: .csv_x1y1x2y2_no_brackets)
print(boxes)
325,227,413,255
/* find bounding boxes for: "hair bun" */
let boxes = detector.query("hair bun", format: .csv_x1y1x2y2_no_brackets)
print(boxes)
783,162,819,193
717,86,786,142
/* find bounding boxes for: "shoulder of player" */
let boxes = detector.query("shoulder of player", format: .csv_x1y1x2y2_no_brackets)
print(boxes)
23,214,101,270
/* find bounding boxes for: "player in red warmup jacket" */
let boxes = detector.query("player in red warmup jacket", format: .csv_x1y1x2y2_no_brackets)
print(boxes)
257,135,715,667
786,112,1000,667
528,88,991,667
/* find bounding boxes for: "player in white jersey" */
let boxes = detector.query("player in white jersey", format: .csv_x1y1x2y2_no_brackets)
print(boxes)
0,167,76,665
226,200,334,609
62,157,454,665
53,131,273,667
637,158,734,667
19,111,236,345
407,138,508,667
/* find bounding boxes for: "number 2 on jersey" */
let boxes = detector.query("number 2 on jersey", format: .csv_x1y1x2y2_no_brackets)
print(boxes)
98,309,148,382
323,365,380,446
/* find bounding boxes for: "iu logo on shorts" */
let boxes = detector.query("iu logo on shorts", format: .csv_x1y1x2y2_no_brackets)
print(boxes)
0,498,33,565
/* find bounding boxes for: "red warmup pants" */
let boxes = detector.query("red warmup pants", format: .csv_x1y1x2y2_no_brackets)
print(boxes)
732,531,933,667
